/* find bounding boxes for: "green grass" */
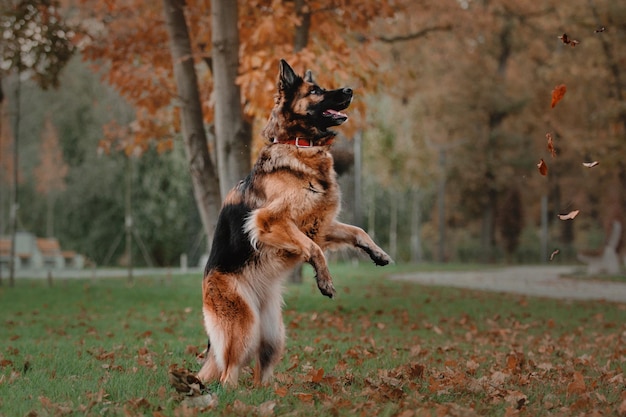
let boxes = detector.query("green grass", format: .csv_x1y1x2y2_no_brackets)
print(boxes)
1,263,625,416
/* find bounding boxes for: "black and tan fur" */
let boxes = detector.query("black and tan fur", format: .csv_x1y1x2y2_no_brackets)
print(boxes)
198,59,392,387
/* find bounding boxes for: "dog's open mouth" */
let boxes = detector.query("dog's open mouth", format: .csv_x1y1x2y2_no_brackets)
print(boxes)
322,109,348,121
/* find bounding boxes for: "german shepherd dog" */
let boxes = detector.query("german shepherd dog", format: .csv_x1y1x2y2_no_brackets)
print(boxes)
198,59,392,387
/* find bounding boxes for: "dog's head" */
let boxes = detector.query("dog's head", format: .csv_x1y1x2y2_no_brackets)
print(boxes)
262,59,353,145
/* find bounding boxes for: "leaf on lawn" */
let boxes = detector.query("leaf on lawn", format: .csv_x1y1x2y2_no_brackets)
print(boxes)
549,249,560,261
168,364,205,397
537,159,548,176
594,26,606,33
582,161,599,168
567,371,586,396
310,367,325,383
546,133,556,158
257,400,277,417
551,84,567,108
558,33,580,47
294,392,314,403
558,210,580,220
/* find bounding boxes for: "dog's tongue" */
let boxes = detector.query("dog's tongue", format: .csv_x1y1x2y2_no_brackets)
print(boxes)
323,109,347,119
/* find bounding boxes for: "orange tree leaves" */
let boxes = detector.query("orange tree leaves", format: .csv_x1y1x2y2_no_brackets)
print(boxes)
78,0,398,154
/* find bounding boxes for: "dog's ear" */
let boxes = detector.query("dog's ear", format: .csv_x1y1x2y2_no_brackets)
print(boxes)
304,70,314,84
279,59,298,91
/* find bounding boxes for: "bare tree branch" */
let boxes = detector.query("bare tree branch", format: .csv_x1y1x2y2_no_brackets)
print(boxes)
378,24,453,43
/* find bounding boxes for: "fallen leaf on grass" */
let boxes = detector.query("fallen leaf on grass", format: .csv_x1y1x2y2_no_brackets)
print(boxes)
309,367,325,383
546,133,556,158
168,364,205,397
618,398,626,416
558,210,580,220
567,371,586,396
551,84,567,108
595,27,606,33
537,159,548,176
294,392,314,403
582,161,599,168
549,249,560,261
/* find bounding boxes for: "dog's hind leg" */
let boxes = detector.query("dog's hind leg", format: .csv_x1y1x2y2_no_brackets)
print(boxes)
201,273,260,387
197,349,220,383
254,287,285,386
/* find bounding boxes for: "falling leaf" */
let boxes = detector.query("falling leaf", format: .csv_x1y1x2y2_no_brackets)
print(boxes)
546,133,556,158
551,84,567,108
537,159,548,176
582,161,599,168
558,33,580,47
558,210,580,220
549,249,560,261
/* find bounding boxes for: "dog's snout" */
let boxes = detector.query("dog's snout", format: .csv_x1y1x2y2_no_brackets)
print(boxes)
343,88,353,96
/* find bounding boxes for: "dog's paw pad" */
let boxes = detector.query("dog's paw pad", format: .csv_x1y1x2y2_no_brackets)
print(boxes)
317,280,336,298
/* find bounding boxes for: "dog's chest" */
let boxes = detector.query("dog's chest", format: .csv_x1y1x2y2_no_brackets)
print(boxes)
253,146,340,235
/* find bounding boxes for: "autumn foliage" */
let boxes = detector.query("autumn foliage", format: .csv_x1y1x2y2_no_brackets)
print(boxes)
78,0,397,153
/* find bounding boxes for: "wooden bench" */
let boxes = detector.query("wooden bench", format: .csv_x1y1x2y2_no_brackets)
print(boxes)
36,238,65,269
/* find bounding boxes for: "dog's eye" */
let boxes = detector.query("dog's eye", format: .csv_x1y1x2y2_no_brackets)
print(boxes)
309,87,323,96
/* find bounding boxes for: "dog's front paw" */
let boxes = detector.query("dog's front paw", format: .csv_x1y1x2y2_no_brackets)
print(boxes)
371,250,393,266
316,276,336,299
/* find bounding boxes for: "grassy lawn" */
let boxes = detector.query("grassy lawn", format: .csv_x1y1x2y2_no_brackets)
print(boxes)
1,263,625,416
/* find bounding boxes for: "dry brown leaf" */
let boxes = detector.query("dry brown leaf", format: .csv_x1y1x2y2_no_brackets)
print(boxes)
294,392,314,403
310,367,325,383
618,398,626,417
546,133,556,158
582,161,599,168
274,386,289,397
551,84,567,108
537,159,548,176
558,210,580,220
257,400,276,417
567,371,586,396
595,26,606,33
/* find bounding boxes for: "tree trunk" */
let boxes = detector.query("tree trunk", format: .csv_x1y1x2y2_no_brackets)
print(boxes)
287,0,312,285
410,187,423,263
211,0,251,197
162,0,221,249
294,0,311,51
388,188,398,261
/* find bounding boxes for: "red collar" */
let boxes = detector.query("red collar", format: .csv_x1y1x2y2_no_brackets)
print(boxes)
272,137,314,147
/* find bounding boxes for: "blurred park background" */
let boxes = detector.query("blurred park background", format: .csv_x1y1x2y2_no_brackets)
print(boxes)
1,0,625,279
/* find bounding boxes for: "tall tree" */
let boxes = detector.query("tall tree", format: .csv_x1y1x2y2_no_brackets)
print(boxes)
0,0,75,286
211,0,251,197
162,0,221,246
